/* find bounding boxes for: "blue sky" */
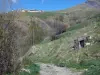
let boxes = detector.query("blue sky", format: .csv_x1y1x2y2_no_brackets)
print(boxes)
13,0,86,11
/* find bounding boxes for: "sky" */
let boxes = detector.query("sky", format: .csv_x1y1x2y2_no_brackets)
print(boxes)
12,0,86,11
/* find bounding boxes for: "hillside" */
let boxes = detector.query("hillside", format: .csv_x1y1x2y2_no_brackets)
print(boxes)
21,0,100,75
0,0,100,75
23,16,100,75
86,0,100,8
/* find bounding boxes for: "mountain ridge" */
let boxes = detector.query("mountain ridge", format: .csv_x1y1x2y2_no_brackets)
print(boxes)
86,0,100,8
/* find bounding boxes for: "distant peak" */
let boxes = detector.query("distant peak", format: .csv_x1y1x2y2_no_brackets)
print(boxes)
86,0,100,3
86,0,100,8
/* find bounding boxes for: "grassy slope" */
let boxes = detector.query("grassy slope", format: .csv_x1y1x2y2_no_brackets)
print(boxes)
24,23,100,69
11,3,100,74
19,3,100,71
1,1,100,75
26,12,65,19
57,3,100,26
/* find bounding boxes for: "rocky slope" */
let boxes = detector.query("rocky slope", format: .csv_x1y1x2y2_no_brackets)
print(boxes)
86,0,100,8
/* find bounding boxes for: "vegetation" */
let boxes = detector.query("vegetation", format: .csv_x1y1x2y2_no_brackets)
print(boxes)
24,15,100,74
0,13,16,75
82,17,100,75
83,60,100,75
29,19,46,44
1,0,100,75
19,63,40,75
27,12,65,19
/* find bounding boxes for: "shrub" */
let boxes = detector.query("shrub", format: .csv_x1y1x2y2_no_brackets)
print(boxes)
0,14,16,75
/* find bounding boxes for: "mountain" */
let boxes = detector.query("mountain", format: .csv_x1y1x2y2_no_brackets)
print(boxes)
1,0,100,74
56,0,100,26
23,1,100,75
86,0,100,8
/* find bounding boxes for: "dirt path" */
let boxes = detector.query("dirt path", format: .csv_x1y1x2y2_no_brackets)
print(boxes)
39,63,82,75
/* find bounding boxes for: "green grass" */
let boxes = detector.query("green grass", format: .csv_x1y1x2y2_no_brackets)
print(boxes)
83,59,100,75
66,24,88,32
5,58,40,75
26,12,65,19
19,63,40,75
27,12,57,19
19,57,40,75
65,43,100,69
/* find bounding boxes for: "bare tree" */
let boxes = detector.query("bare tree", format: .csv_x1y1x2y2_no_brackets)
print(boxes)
46,19,68,40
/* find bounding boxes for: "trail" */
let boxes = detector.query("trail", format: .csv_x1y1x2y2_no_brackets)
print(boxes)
39,63,82,75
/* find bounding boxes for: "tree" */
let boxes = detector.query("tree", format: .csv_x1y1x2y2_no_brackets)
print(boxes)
29,17,45,44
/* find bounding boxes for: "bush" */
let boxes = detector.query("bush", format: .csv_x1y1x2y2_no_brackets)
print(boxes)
0,13,16,75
